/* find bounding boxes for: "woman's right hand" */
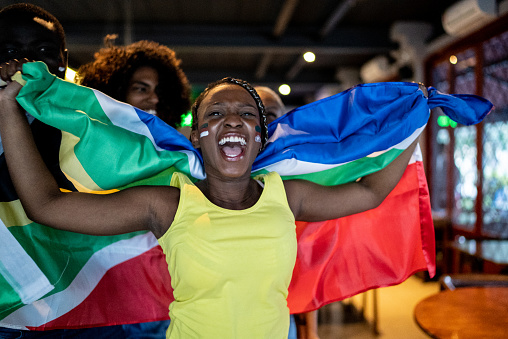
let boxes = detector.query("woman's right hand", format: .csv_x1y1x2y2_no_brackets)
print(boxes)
0,58,31,80
0,59,30,115
0,58,31,86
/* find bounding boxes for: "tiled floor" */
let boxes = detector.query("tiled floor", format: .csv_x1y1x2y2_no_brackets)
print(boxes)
316,275,439,339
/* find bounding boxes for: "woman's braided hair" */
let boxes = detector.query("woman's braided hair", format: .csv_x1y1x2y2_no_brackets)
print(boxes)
191,77,268,150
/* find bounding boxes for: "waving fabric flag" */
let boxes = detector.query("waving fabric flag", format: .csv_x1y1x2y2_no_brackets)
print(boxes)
0,62,492,329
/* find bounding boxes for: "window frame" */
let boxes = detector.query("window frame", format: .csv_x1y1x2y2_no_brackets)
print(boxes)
424,13,508,240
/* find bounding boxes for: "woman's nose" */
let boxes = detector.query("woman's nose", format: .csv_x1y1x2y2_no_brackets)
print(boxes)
147,90,159,104
224,112,243,128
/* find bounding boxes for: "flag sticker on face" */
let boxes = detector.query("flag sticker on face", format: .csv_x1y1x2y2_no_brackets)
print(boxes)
255,125,261,143
200,123,209,138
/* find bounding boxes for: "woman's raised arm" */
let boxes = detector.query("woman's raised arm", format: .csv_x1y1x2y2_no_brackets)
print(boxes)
0,61,178,237
284,137,419,222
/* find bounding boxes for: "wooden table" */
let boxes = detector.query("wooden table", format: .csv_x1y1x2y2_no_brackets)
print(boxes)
414,287,508,338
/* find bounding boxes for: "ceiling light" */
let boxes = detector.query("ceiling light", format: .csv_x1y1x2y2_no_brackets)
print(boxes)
279,84,291,95
303,51,316,63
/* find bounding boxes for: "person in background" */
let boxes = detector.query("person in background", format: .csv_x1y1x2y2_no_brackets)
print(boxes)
255,86,287,124
76,37,191,129
0,2,68,188
0,3,125,338
256,85,320,339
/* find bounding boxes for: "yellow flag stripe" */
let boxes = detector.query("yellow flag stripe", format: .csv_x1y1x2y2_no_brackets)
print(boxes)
59,132,118,194
0,200,31,227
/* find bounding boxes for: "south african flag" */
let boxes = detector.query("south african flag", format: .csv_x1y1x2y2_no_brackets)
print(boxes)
0,62,492,329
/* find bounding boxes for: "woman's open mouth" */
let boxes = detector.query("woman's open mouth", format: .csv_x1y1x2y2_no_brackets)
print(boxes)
218,135,246,160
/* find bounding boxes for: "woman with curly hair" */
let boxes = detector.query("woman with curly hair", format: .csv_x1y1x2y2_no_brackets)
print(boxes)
77,37,191,128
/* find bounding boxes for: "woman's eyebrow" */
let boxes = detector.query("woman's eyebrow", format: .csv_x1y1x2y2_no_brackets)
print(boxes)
209,102,226,106
208,102,255,108
130,80,151,87
238,103,256,108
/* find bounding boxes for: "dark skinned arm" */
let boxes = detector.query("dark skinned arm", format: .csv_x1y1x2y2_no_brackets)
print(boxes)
284,136,420,222
0,60,178,237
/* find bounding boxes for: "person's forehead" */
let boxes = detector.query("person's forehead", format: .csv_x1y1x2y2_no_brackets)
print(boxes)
258,91,277,104
131,66,159,79
205,84,255,104
0,19,61,47
256,89,277,101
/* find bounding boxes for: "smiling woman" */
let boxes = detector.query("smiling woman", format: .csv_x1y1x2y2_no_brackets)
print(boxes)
0,64,422,338
125,65,160,115
190,79,267,187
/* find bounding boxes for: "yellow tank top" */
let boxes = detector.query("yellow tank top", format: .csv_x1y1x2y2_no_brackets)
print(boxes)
158,171,296,338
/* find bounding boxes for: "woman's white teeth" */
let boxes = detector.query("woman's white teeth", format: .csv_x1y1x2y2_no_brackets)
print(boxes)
219,136,246,145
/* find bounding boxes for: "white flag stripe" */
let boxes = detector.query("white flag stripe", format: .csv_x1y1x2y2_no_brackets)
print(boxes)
0,219,54,305
258,125,425,176
94,90,165,152
0,232,158,329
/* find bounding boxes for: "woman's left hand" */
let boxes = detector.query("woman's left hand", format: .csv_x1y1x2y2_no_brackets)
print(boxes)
416,82,428,98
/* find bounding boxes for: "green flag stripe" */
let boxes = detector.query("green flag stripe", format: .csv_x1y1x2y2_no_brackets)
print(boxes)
253,148,404,186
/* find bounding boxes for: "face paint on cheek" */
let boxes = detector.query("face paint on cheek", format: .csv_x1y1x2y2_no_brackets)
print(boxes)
255,125,261,143
199,123,209,138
